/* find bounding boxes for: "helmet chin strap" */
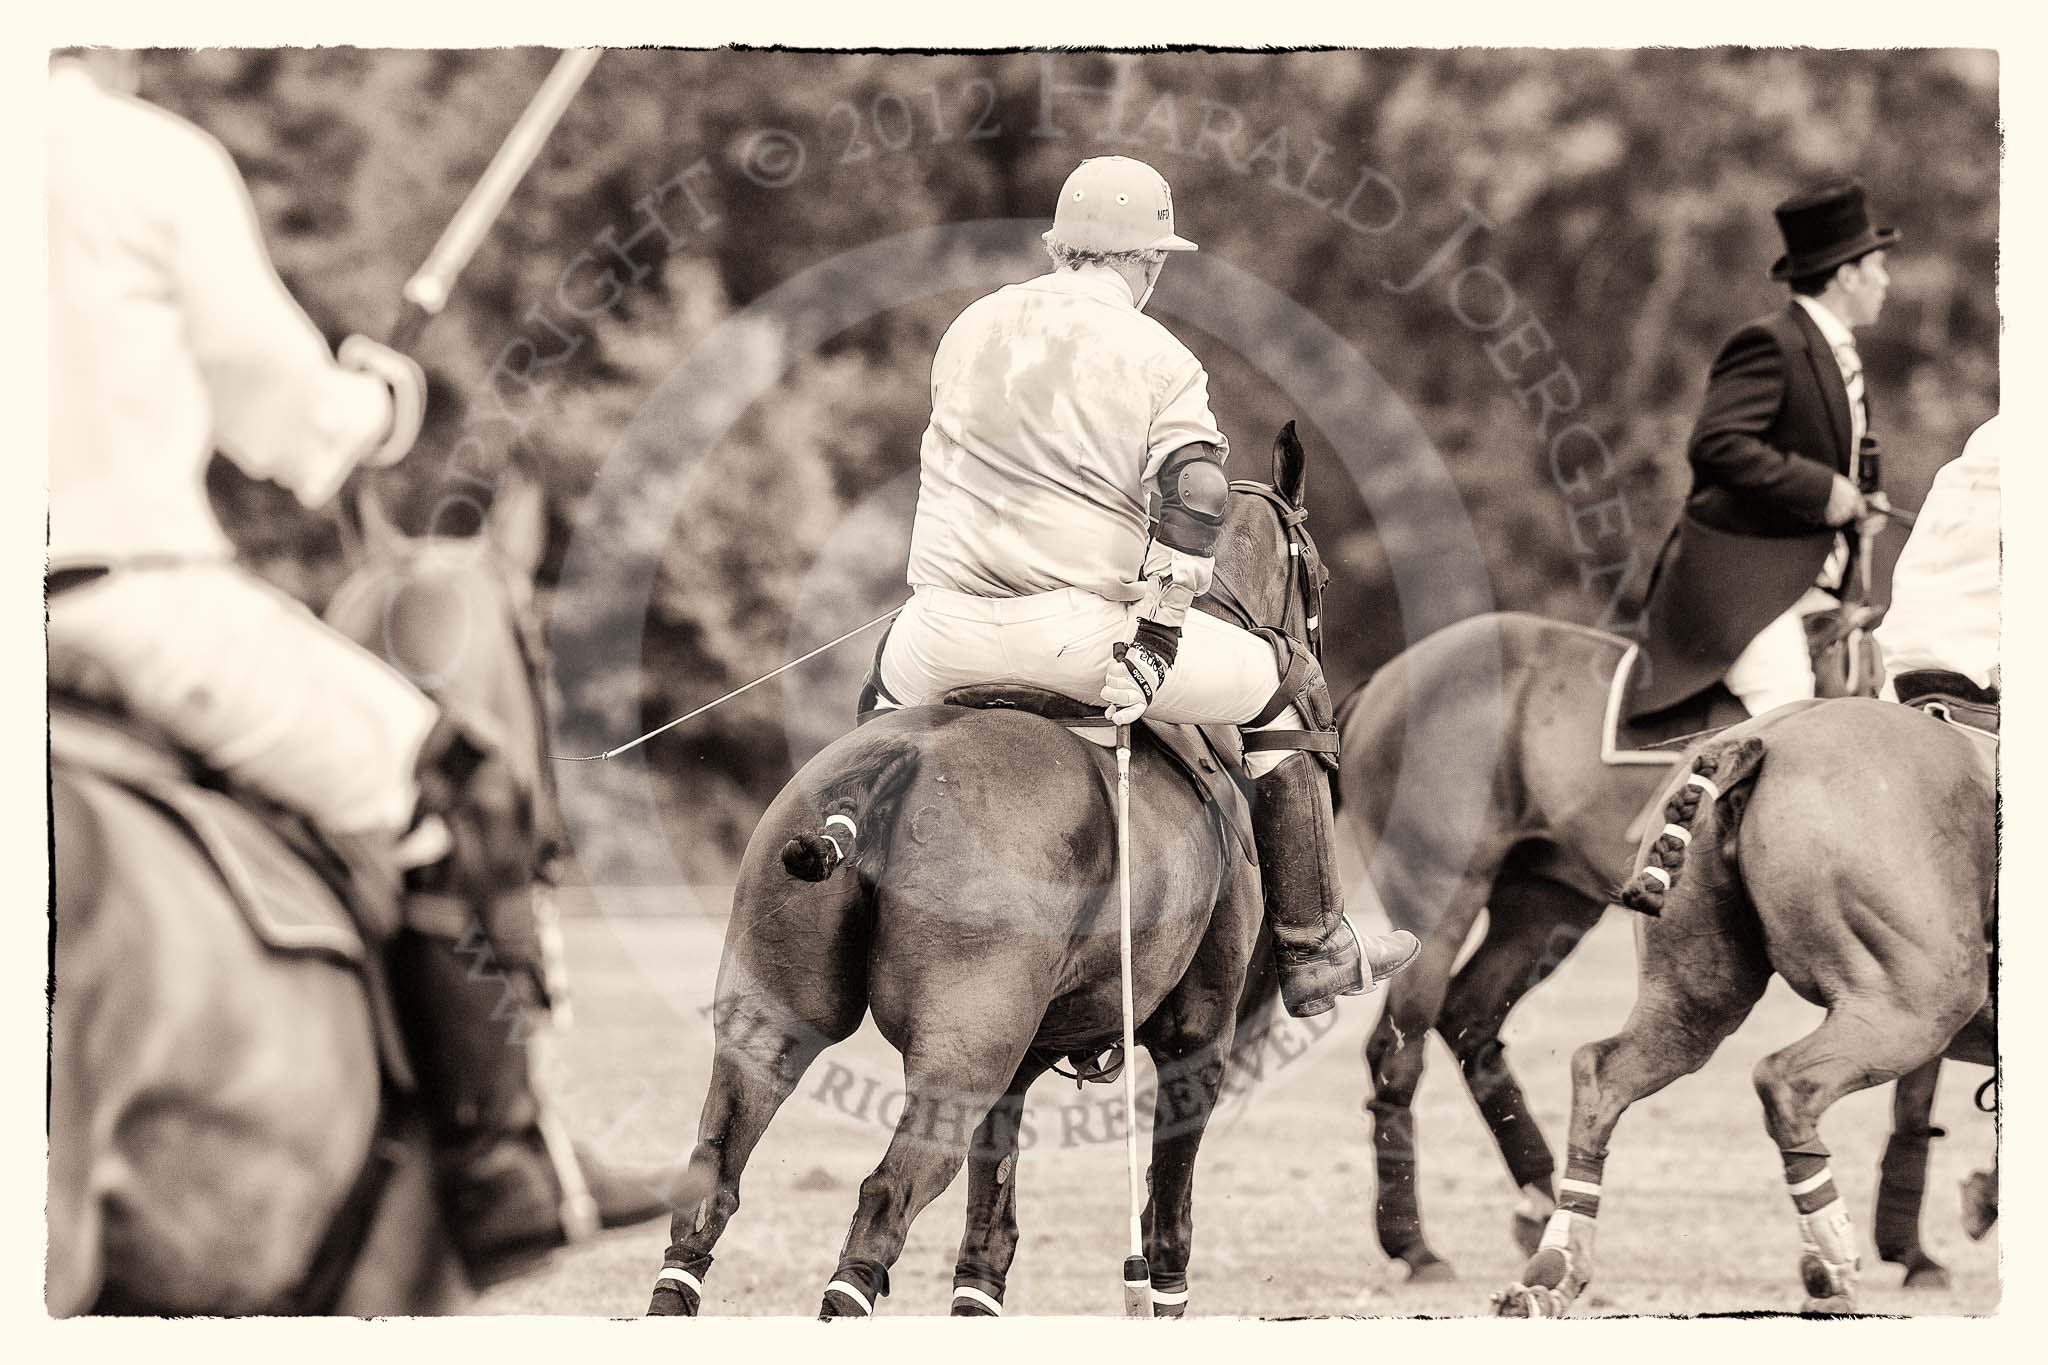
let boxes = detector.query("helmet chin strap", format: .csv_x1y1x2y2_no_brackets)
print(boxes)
1135,258,1165,312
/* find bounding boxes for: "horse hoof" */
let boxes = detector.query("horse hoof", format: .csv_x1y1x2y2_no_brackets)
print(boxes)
1902,1260,1951,1291
1798,1253,1857,1313
1492,1284,1565,1318
1961,1171,1998,1241
1408,1258,1457,1285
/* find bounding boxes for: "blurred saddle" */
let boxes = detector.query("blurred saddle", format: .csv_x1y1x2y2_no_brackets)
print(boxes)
1896,669,2000,740
1602,644,1748,766
50,695,376,969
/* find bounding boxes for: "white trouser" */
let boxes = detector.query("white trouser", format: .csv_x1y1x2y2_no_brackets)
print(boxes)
1724,586,1839,719
879,585,1299,769
48,563,440,834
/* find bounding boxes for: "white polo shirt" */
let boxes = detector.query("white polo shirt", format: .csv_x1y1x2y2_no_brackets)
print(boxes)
905,263,1228,602
46,61,392,566
1877,415,2001,690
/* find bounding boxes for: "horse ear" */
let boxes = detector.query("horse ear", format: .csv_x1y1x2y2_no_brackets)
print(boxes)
490,470,548,580
354,485,409,560
1272,420,1307,508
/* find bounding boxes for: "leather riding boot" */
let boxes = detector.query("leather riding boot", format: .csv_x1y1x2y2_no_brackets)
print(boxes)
396,719,669,1286
1250,755,1421,1017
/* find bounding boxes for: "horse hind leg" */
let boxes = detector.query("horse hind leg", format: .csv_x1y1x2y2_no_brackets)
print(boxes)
1753,1002,1957,1315
1873,1059,1951,1289
820,1027,1032,1319
949,1055,1049,1317
1496,919,1769,1316
648,977,861,1316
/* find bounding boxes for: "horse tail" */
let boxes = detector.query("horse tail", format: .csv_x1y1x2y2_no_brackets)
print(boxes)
1617,736,1767,916
781,740,922,882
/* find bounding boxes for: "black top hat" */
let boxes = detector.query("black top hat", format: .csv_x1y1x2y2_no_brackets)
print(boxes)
1769,177,1901,282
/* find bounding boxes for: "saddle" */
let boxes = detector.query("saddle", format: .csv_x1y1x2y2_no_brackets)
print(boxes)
48,694,412,1083
865,682,1259,866
1896,670,2001,740
1601,644,1749,765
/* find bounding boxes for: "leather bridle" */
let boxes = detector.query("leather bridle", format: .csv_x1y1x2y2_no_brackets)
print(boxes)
1201,479,1329,666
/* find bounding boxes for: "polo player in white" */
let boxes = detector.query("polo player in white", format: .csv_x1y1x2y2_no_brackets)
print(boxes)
879,155,1420,1016
45,51,657,1283
1876,414,2001,706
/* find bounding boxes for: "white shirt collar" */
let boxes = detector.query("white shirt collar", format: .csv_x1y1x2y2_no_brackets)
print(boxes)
1030,262,1137,309
1794,294,1857,354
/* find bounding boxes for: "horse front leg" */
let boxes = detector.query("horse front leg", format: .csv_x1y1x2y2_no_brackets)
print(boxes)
1436,876,1602,1258
949,1054,1050,1316
1138,1032,1231,1318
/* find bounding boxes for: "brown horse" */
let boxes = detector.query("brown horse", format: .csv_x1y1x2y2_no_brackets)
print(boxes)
1338,610,1961,1286
48,478,550,1315
1494,696,1995,1315
644,427,1326,1319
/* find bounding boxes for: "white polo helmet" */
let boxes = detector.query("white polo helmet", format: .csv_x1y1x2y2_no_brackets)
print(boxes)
1044,156,1198,255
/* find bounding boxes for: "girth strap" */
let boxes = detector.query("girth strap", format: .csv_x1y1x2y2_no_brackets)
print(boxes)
1242,728,1341,755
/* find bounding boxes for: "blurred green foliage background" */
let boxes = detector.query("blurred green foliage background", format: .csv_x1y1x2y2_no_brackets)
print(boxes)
144,48,1998,883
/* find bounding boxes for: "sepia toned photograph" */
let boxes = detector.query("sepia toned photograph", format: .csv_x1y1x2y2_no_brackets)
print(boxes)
40,39,2000,1321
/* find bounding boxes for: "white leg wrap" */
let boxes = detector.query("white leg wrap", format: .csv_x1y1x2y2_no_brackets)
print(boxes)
1150,1285,1191,1306
951,1285,1002,1315
1798,1199,1855,1262
1538,1208,1575,1251
656,1266,703,1295
824,1279,875,1315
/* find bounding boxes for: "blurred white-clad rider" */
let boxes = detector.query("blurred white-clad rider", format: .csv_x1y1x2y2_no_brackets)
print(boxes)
877,155,1419,1016
1876,414,2000,714
46,50,658,1283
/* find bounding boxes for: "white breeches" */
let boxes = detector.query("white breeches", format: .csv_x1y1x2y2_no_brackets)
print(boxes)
878,586,1305,777
47,563,440,834
1723,586,1839,720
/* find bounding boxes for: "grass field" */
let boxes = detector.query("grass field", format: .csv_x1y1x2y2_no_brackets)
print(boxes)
481,892,1999,1319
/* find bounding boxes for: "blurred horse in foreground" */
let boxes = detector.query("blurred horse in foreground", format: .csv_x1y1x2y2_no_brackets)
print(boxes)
1338,610,1964,1287
1495,696,1994,1315
645,427,1329,1319
48,480,552,1315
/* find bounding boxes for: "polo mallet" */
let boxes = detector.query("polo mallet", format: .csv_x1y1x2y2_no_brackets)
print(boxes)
389,47,603,352
339,48,604,553
1114,720,1150,1317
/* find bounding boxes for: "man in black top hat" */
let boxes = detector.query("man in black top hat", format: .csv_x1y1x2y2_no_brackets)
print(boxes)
1629,177,1900,720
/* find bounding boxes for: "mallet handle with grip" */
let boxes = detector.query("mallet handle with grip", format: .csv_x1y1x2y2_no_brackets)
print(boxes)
341,48,603,546
1115,723,1150,1317
392,48,603,351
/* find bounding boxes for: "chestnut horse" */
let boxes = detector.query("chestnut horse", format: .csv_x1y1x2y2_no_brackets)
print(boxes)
1495,697,1995,1314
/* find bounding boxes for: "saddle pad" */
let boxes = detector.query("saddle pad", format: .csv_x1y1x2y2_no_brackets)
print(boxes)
1148,721,1258,866
138,781,366,967
1602,645,1747,766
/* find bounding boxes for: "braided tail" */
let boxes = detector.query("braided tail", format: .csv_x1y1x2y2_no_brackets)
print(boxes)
782,742,921,882
1618,736,1767,916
